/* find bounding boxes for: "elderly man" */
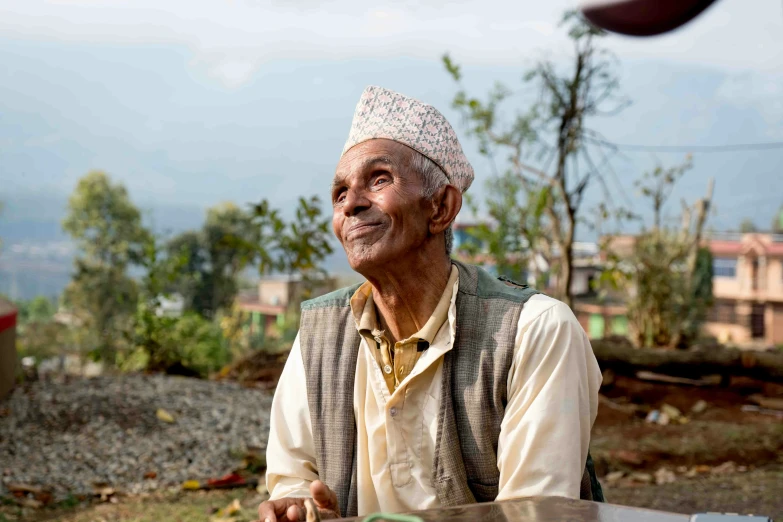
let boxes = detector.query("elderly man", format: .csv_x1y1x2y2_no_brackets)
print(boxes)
258,86,602,522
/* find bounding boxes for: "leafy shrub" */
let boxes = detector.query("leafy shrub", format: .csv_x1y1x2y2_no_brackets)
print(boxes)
134,298,229,378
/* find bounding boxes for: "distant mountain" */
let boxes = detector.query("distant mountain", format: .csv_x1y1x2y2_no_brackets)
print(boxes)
1,36,781,298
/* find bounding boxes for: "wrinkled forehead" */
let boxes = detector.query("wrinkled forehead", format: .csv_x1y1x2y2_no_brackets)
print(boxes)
332,139,413,186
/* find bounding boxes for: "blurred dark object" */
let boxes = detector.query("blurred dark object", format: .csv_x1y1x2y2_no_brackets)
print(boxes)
580,0,718,36
7,483,54,508
592,337,783,383
215,349,288,389
164,361,202,378
0,297,18,400
206,472,249,489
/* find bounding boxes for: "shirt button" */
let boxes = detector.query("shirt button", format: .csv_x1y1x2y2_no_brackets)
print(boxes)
383,364,392,374
390,407,398,417
374,336,382,344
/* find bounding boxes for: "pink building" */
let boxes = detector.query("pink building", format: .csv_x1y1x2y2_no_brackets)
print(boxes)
705,233,783,347
236,274,337,340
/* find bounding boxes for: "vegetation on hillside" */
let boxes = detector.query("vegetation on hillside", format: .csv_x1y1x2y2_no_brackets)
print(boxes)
10,170,333,377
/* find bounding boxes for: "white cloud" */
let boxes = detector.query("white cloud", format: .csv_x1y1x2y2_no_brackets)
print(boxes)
206,59,260,89
0,0,781,89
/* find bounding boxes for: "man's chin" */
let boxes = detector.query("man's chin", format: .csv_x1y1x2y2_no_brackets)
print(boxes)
344,244,387,275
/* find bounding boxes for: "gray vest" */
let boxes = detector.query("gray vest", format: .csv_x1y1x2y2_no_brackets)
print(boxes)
298,260,603,516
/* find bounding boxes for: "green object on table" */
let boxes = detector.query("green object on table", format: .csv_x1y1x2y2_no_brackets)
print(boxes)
363,513,425,522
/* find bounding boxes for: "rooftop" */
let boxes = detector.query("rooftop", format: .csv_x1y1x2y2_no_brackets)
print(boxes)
255,273,334,283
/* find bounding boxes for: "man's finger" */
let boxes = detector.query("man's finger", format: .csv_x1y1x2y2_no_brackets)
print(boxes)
287,499,306,522
258,498,304,522
310,480,340,517
257,500,277,522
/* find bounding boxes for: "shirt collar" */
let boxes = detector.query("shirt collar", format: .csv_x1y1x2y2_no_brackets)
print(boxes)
349,265,460,346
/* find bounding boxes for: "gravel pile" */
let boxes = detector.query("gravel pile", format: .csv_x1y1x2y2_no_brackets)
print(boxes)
0,374,273,500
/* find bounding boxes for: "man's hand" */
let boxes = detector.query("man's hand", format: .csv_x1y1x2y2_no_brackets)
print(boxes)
258,480,341,522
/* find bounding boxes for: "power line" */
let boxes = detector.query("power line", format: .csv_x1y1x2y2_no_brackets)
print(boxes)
588,138,783,153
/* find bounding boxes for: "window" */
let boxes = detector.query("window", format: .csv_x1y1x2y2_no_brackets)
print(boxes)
611,315,629,336
588,314,605,339
708,301,737,324
713,257,737,278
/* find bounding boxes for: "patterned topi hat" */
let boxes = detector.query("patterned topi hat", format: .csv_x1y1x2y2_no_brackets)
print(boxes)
341,85,475,193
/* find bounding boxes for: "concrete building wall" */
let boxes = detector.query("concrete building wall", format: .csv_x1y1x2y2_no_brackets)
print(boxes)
712,273,742,299
769,303,783,345
709,233,783,347
703,322,751,345
769,258,783,296
258,281,290,307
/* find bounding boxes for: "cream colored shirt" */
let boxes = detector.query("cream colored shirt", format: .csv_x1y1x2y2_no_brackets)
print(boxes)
352,266,458,395
266,269,602,515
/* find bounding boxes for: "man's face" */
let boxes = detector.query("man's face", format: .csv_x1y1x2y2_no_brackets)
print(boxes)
331,139,432,274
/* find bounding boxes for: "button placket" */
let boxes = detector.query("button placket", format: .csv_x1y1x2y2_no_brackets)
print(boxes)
394,341,413,388
386,401,411,487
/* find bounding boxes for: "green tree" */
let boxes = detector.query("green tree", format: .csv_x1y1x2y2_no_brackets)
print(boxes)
17,322,68,363
261,196,333,273
739,218,758,233
27,296,55,323
165,230,206,312
171,313,229,376
249,195,334,296
601,159,713,348
771,206,783,233
8,293,65,364
133,235,181,372
203,202,260,312
4,296,55,325
457,180,548,285
444,11,627,307
132,235,230,376
62,171,151,364
167,196,333,319
167,203,259,318
684,246,714,342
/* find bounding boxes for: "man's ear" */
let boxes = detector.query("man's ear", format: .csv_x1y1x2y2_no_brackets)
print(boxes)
429,185,462,235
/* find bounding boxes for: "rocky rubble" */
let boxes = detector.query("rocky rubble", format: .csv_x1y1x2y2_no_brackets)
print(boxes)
0,374,272,500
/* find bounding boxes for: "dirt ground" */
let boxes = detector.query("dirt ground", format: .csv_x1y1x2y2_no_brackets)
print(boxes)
606,467,783,520
1,489,269,522
3,372,782,522
591,374,783,520
5,469,781,522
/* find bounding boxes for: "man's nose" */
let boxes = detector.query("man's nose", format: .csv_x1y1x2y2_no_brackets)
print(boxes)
342,188,370,217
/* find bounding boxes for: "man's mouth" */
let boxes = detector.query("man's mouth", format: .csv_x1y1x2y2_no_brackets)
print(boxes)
345,222,383,239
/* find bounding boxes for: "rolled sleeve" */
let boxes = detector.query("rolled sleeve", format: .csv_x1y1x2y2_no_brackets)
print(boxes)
265,333,319,499
496,297,601,500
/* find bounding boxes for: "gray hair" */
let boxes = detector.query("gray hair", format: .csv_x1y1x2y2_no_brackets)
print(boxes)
409,151,454,255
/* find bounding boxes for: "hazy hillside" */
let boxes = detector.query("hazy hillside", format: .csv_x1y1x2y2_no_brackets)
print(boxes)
0,192,352,300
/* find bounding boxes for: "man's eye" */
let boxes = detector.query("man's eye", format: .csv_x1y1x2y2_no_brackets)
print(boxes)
373,177,389,187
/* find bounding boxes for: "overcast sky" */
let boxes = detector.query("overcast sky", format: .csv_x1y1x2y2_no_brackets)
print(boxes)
0,0,782,235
